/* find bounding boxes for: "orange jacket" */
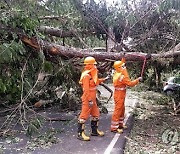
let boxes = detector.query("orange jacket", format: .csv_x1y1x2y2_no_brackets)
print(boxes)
113,70,139,88
79,69,104,101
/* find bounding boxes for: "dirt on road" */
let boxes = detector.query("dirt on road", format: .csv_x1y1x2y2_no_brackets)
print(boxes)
124,90,180,154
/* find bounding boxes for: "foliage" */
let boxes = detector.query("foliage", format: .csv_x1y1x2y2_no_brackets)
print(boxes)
0,0,82,108
27,117,43,138
26,129,59,151
74,0,180,51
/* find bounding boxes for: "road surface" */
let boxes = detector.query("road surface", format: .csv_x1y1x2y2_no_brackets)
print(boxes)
0,85,139,154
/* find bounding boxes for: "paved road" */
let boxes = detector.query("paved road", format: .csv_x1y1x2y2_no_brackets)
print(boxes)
0,85,139,154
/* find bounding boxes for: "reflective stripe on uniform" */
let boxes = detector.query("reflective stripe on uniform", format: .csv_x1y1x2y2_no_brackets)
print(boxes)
111,120,120,130
78,119,86,123
111,125,119,129
111,121,119,125
115,87,126,91
89,87,96,90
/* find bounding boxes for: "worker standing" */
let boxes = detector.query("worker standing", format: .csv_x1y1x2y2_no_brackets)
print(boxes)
78,56,107,141
111,58,142,133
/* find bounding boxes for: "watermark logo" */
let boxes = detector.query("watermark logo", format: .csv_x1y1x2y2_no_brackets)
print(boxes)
162,129,179,145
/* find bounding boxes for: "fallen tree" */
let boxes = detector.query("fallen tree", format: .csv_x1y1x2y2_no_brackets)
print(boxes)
21,35,180,63
1,23,179,63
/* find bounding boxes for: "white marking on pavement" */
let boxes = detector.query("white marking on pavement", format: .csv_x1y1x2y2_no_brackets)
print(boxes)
104,99,137,154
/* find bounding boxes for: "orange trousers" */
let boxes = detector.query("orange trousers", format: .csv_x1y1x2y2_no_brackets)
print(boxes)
79,90,100,121
111,90,126,130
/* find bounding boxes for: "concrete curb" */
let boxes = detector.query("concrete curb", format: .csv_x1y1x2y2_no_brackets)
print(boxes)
118,114,135,154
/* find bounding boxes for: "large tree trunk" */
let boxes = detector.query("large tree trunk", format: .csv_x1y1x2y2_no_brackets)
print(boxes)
21,35,148,61
21,35,180,63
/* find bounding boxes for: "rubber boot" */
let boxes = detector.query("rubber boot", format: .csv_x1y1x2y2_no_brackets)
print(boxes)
77,122,90,141
118,124,127,129
111,128,123,134
91,120,104,136
122,125,127,129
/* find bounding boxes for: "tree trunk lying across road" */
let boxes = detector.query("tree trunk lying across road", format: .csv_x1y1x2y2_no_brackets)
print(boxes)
0,23,180,63
20,35,180,63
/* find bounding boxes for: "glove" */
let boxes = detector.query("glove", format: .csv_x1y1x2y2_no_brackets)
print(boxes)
138,77,143,82
89,101,93,107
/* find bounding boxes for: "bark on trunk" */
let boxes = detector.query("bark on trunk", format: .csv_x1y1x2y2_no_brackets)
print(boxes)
39,26,96,38
20,35,180,63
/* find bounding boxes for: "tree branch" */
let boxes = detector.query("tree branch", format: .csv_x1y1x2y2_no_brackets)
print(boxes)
20,35,180,63
39,26,96,38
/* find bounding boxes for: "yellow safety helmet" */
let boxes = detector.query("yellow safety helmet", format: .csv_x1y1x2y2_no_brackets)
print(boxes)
84,56,97,65
113,60,125,69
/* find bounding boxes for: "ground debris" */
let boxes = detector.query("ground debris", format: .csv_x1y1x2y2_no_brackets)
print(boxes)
125,90,180,154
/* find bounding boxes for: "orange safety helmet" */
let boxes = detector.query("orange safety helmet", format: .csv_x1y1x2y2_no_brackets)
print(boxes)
84,56,97,65
113,60,125,69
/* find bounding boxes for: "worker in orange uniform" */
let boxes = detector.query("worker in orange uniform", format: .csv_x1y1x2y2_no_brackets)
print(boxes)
78,56,108,141
111,58,142,133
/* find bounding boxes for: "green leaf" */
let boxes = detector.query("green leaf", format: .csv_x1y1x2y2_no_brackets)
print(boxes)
43,61,53,72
